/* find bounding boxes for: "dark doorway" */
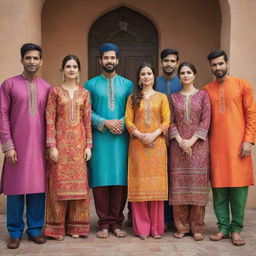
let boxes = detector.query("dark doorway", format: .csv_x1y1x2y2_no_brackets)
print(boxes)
88,6,158,83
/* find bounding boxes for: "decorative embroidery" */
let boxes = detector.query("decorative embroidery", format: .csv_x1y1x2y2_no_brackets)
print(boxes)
218,85,226,113
1,140,14,152
108,78,115,111
26,81,38,116
166,81,171,94
144,98,152,126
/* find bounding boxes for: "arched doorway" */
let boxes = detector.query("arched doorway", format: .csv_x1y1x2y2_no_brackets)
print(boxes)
88,6,158,82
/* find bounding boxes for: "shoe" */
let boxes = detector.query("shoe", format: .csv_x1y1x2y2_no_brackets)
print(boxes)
28,235,47,244
7,238,21,249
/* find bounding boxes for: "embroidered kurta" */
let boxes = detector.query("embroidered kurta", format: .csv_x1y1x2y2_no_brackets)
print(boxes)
204,76,256,187
168,90,211,205
156,75,182,95
46,86,92,200
126,92,170,202
0,74,51,195
85,74,133,187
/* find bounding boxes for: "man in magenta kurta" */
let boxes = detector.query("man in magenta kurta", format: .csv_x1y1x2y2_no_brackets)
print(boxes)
0,43,51,249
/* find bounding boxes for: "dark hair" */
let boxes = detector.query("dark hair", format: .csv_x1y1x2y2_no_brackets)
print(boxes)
61,55,81,71
131,62,156,109
207,50,228,62
20,43,42,59
178,62,197,77
160,48,179,61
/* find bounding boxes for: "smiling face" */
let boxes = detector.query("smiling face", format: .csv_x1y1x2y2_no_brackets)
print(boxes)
179,66,196,86
161,54,178,75
99,50,119,73
139,66,155,88
62,59,80,80
20,50,42,75
210,55,228,79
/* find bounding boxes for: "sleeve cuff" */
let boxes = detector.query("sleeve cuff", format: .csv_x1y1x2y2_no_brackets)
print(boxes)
169,127,179,140
1,141,15,153
194,128,208,141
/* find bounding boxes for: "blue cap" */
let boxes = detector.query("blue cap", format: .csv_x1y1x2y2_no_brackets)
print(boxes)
99,43,120,55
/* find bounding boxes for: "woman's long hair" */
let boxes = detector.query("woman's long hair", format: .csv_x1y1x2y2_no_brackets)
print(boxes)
131,62,156,109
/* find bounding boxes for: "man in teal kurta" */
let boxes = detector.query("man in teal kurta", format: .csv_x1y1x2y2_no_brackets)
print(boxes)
85,43,133,238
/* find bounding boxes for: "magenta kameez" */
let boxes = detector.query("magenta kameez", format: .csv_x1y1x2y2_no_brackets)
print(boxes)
168,90,211,234
0,74,51,195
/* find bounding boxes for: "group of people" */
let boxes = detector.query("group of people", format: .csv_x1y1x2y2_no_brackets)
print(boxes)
0,42,255,250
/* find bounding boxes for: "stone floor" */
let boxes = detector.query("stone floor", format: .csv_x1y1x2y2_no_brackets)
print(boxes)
0,200,255,256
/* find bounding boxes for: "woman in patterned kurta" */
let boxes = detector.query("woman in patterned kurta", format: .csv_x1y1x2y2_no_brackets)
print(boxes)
125,62,170,239
168,62,211,241
44,55,92,240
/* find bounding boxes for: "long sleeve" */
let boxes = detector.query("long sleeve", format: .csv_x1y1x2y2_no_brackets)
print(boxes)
193,91,211,141
84,81,106,132
159,94,170,136
0,80,15,152
168,95,179,140
46,89,57,148
83,91,93,148
125,95,137,135
242,80,256,143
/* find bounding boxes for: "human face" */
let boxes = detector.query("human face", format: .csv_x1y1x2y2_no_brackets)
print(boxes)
210,55,228,79
161,54,178,75
99,51,119,73
21,50,42,75
179,66,196,86
62,59,79,81
139,66,154,88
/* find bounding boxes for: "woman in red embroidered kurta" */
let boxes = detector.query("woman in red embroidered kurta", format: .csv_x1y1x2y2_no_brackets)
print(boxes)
168,62,211,241
44,55,92,240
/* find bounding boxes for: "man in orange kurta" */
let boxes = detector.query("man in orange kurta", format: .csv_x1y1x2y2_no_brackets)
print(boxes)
204,50,256,246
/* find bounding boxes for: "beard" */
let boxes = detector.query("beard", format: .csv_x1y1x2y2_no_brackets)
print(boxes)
102,63,118,73
162,66,174,76
214,68,228,79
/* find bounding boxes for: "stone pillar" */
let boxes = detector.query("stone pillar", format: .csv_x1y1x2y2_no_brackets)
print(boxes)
0,0,45,213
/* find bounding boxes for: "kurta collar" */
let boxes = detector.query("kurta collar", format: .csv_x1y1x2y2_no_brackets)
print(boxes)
101,73,117,80
21,73,38,82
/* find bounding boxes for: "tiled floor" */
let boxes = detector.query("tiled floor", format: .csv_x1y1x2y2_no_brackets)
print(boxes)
0,200,255,256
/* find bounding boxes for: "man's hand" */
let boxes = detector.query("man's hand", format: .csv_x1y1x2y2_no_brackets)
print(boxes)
104,120,123,134
240,142,252,157
5,149,17,164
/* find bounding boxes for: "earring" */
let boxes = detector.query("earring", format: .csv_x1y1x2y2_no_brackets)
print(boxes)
76,73,80,83
62,73,65,82
138,81,142,88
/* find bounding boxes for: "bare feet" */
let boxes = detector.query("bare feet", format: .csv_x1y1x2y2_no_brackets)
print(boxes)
153,234,162,239
139,235,148,240
209,232,229,241
173,232,186,239
231,232,246,246
112,228,127,238
96,229,109,239
55,236,64,241
193,233,204,241
71,234,79,239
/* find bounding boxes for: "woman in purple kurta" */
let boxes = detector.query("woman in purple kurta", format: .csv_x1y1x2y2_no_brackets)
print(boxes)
0,74,51,195
168,62,211,241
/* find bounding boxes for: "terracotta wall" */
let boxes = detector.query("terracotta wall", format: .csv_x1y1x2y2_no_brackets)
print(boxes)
41,0,221,87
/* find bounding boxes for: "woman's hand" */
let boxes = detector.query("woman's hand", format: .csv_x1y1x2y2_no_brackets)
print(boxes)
49,147,59,163
84,148,92,161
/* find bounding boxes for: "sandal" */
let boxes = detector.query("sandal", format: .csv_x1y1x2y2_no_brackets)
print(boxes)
153,234,162,239
139,235,148,240
193,233,204,241
112,228,127,238
71,234,79,239
173,232,186,239
54,236,64,241
96,229,109,239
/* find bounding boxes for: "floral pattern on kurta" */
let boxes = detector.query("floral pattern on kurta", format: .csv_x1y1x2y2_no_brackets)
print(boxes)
126,92,170,202
204,76,256,187
168,90,211,206
46,86,92,200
